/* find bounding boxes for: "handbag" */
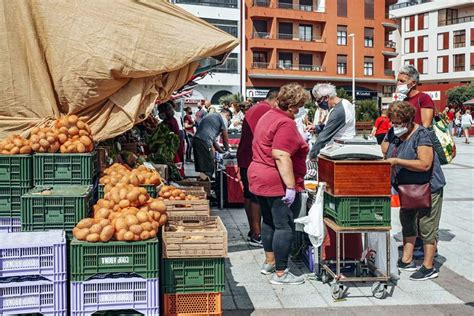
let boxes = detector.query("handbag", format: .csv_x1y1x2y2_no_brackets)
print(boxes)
391,142,432,210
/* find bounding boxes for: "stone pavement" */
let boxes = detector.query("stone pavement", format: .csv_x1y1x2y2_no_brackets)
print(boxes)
208,137,474,314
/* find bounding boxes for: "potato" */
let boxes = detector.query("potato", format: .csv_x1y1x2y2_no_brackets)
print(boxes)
75,228,90,240
77,120,86,130
58,133,68,144
39,139,50,148
76,142,86,153
100,225,115,242
138,194,148,205
115,217,128,231
141,222,152,231
77,218,94,229
127,190,139,203
89,224,102,234
149,229,157,238
86,233,100,242
159,214,168,226
140,231,151,240
125,214,139,226
116,228,127,241
153,212,161,221
119,199,130,209
98,219,110,227
10,147,20,155
134,234,141,241
136,211,149,223
129,224,143,235
124,231,134,241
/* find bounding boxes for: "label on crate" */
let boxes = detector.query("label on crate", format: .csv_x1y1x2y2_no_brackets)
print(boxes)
99,256,131,266
4,296,39,308
4,258,39,269
98,293,134,303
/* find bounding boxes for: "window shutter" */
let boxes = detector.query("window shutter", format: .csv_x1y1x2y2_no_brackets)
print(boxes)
418,14,424,30
417,58,423,73
410,16,415,31
410,37,415,53
417,36,423,52
443,32,449,49
443,56,449,72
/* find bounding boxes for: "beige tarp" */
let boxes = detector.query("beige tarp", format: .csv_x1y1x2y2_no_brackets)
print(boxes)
0,0,239,141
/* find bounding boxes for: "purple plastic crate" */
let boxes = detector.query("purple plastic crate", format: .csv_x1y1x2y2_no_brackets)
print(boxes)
0,217,21,233
0,279,67,315
71,276,160,316
0,230,66,281
302,244,316,273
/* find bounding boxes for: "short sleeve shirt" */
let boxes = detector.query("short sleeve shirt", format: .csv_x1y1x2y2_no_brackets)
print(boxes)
404,92,435,125
386,126,446,193
194,113,227,146
373,116,391,135
184,115,195,135
248,108,309,197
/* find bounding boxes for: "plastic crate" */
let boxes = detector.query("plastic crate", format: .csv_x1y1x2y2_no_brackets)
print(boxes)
98,184,157,199
0,154,33,187
70,276,159,316
21,185,93,234
0,217,21,233
70,238,159,281
302,244,316,273
33,152,98,185
0,186,31,217
0,230,66,281
0,278,67,315
323,192,391,227
164,292,222,316
162,258,225,293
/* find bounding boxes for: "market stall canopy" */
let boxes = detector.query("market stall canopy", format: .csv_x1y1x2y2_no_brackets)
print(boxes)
0,0,239,141
463,99,474,106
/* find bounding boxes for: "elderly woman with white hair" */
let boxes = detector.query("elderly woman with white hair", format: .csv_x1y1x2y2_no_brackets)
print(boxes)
396,65,434,128
309,83,355,159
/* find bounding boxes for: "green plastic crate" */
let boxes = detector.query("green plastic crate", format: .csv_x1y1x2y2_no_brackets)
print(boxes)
0,187,31,217
323,192,391,227
162,258,225,293
21,185,93,234
98,184,157,199
33,152,98,185
0,155,32,187
70,238,159,281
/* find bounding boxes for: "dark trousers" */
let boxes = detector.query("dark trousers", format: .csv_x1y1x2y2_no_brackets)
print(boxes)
257,194,302,271
185,133,193,160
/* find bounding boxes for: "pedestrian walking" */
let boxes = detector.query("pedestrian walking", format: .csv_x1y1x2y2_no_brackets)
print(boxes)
461,109,473,144
370,110,391,144
183,107,195,162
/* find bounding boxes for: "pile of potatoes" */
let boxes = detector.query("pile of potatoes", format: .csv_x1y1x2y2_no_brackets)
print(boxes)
73,184,168,242
100,163,162,194
158,185,203,201
0,134,32,155
27,115,94,154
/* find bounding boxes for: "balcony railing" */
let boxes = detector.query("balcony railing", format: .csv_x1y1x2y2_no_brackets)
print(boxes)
384,69,395,76
453,42,466,48
251,0,325,12
213,59,238,74
389,0,431,10
253,31,271,39
454,65,465,72
175,0,238,8
439,15,474,26
251,62,325,72
252,32,325,43
278,33,293,40
252,62,269,69
253,0,270,7
385,40,396,49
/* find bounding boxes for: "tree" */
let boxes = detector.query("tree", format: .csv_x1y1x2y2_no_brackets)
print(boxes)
355,99,378,122
219,92,243,105
447,84,474,106
337,88,353,103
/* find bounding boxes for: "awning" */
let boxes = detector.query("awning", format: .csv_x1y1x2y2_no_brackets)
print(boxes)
463,99,474,106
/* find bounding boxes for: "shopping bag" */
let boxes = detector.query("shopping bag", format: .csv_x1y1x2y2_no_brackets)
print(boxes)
295,192,308,232
294,183,325,248
430,115,456,165
366,232,399,280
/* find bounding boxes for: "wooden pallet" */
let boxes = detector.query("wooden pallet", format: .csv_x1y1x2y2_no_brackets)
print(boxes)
164,199,210,217
162,216,228,258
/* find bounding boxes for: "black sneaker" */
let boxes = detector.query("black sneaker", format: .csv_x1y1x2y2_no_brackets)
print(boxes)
409,265,438,281
249,235,263,248
247,231,252,241
397,259,417,272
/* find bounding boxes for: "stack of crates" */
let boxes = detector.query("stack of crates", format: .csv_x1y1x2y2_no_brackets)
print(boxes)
162,215,227,316
69,236,160,314
0,154,33,232
0,230,67,315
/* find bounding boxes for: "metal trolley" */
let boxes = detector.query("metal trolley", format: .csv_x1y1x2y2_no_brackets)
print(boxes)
319,218,392,300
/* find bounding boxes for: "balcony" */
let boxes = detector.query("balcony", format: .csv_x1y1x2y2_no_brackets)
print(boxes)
175,0,238,8
212,59,238,74
384,40,396,49
438,15,474,27
389,0,431,10
250,0,325,13
384,69,395,76
252,31,325,43
251,62,325,72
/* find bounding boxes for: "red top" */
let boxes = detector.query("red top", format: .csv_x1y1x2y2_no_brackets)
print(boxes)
184,114,195,135
404,92,435,125
237,101,272,168
447,111,455,122
248,108,309,197
373,116,391,135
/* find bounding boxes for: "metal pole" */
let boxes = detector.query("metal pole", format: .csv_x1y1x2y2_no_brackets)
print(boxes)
351,34,356,104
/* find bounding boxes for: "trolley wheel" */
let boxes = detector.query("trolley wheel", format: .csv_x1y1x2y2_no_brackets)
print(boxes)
320,270,331,284
371,282,388,299
331,283,345,300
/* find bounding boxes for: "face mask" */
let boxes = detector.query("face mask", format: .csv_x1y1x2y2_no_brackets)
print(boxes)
393,125,408,137
397,83,412,96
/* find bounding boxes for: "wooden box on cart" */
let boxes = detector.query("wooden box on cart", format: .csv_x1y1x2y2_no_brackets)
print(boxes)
164,199,210,217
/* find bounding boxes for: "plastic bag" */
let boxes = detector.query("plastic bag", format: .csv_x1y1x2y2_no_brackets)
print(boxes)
366,232,400,280
294,183,326,248
295,192,308,232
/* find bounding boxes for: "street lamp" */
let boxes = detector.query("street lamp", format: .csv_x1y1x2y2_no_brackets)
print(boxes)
348,33,355,104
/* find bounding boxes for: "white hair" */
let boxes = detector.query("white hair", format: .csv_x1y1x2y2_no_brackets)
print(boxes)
312,83,337,100
398,65,420,84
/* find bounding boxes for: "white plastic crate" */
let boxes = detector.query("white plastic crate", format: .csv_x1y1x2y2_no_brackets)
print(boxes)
70,276,160,316
0,217,21,233
0,230,66,281
0,278,67,315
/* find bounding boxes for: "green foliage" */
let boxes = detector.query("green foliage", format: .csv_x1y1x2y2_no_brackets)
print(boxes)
304,99,316,123
355,99,379,122
447,84,474,106
219,92,243,105
147,123,179,164
337,88,353,103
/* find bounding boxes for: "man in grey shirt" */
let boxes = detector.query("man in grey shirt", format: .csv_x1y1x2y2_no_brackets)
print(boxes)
193,108,231,177
309,83,355,159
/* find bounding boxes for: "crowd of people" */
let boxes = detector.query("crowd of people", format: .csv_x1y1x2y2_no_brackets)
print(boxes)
155,64,471,285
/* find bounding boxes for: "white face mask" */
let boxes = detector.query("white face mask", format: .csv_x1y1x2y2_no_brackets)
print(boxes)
393,125,408,137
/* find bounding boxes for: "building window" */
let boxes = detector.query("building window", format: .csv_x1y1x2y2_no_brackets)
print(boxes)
404,59,414,66
214,53,238,73
364,56,374,76
253,51,268,68
471,28,474,46
404,18,410,32
453,30,466,48
299,0,313,11
364,28,374,47
405,16,415,32
299,24,313,41
404,38,414,54
454,54,465,72
471,52,474,70
299,53,313,70
418,13,429,30
418,35,428,52
253,20,269,38
278,0,293,9
337,0,347,17
204,18,238,37
337,25,347,46
383,85,396,97
417,58,428,74
175,0,238,8
438,8,458,26
364,0,374,20
278,22,293,40
437,56,448,73
437,32,449,50
278,52,293,69
337,55,347,74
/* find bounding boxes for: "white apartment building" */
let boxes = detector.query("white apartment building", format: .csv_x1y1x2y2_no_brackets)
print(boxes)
390,0,474,109
173,0,242,105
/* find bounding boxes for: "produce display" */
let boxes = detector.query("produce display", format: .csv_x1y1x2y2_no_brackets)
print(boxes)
158,185,204,201
0,134,32,154
99,163,162,193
